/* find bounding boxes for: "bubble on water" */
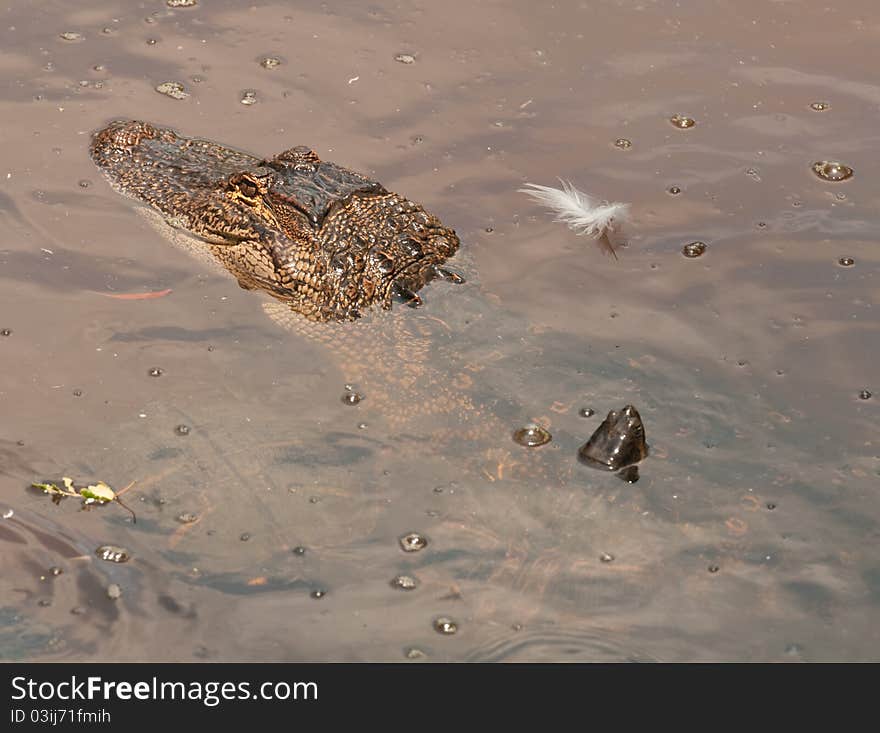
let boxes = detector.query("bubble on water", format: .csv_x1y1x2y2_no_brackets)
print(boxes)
433,617,457,635
239,532,251,542
390,574,419,590
292,546,306,556
106,583,122,600
156,81,189,100
811,160,853,182
260,56,282,69
682,241,707,258
177,512,197,524
578,408,595,418
175,424,190,436
669,114,696,129
49,566,63,577
38,599,51,607
512,425,551,447
809,101,830,111
0,329,11,336
599,552,615,563
766,502,777,510
399,532,428,552
708,564,720,574
394,53,416,64
858,390,872,400
341,391,363,405
72,389,82,397
148,367,163,377
240,90,258,105
837,257,854,267
667,185,681,195
96,545,131,564
59,32,84,42
614,138,632,149
78,179,91,188
310,589,326,599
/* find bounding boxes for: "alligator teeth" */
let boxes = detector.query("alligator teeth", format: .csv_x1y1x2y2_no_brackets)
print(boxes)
432,266,465,284
391,283,423,308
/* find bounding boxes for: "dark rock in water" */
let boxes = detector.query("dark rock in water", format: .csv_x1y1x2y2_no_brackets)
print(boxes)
578,404,648,471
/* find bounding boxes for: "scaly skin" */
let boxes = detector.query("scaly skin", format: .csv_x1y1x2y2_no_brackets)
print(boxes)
90,120,460,322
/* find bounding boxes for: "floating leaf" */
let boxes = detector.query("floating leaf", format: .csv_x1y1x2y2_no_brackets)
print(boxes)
80,481,116,504
32,481,70,497
31,477,137,522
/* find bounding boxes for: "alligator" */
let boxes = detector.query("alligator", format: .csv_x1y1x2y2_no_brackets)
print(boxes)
90,120,463,323
90,120,647,467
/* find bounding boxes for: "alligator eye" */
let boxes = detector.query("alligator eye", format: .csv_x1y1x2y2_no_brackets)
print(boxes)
238,179,258,197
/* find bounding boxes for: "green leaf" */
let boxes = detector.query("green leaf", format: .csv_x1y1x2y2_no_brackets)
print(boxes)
32,481,67,496
79,482,116,504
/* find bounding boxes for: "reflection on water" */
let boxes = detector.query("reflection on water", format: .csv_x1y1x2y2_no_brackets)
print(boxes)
1,0,878,661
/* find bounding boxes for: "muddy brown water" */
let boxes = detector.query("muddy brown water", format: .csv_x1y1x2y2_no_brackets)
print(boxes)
1,0,878,662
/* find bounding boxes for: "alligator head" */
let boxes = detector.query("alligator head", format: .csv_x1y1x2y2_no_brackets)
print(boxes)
90,120,462,321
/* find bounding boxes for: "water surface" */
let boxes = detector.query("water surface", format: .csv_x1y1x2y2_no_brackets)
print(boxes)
1,0,878,661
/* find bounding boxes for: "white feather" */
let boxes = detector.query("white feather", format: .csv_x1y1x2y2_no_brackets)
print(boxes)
518,179,630,238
